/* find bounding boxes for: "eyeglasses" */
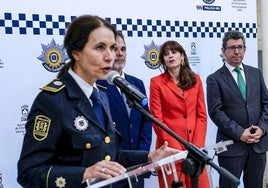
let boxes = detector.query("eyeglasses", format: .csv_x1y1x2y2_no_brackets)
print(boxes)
226,45,245,52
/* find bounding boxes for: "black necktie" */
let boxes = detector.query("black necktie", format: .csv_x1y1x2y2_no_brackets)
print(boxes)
90,87,106,128
234,67,246,100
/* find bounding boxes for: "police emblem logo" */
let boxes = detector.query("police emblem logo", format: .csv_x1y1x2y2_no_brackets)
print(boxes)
141,40,161,69
191,42,197,55
37,38,69,72
55,176,66,188
203,0,215,4
33,115,51,141
21,104,29,122
74,116,89,131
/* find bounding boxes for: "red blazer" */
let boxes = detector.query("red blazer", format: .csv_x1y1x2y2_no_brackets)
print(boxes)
149,72,207,150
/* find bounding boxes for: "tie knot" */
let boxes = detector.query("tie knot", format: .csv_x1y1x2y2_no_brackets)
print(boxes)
234,67,241,73
90,87,100,101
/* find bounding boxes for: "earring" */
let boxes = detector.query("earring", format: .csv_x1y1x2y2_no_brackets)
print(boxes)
181,60,185,66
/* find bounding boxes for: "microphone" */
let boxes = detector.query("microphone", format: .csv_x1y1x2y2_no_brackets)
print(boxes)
106,70,148,106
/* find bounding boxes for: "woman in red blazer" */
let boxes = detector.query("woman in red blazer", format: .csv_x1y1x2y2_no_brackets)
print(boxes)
149,40,209,188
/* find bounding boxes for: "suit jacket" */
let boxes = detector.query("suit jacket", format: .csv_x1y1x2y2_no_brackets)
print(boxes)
97,73,152,151
150,72,207,150
17,71,149,188
206,64,268,156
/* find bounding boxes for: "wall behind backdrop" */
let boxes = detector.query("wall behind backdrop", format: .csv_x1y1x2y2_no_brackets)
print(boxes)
0,0,256,187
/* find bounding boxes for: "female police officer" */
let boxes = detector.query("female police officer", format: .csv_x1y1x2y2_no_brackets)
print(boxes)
17,15,178,188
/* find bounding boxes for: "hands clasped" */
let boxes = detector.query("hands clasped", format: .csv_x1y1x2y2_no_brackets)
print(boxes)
240,125,265,144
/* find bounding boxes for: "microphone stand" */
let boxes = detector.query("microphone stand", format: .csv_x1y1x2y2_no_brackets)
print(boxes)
130,100,240,188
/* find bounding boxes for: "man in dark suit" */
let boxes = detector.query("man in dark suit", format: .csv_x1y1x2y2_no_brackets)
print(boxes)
97,31,152,188
206,30,268,188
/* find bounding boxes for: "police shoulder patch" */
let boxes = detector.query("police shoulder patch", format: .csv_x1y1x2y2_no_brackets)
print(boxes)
33,115,51,141
41,79,65,93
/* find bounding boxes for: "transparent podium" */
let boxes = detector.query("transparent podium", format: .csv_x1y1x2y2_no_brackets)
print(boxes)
86,150,188,188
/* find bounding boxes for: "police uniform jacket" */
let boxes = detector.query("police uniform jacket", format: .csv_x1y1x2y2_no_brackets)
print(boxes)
17,71,149,188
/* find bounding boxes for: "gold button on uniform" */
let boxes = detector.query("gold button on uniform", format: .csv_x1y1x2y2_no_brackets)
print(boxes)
85,143,91,149
105,155,111,161
104,136,111,143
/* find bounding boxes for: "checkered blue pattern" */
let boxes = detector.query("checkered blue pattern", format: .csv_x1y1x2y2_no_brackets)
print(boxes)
0,13,257,38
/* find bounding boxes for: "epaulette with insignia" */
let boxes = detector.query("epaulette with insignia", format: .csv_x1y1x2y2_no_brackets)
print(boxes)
96,84,107,90
41,79,66,93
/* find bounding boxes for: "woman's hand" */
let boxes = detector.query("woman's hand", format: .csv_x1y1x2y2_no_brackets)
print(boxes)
83,160,126,182
148,141,181,162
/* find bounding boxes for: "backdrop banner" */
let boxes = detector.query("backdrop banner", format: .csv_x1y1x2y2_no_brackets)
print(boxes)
0,0,256,187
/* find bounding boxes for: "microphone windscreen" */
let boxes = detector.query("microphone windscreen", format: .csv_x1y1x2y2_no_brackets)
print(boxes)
106,70,120,84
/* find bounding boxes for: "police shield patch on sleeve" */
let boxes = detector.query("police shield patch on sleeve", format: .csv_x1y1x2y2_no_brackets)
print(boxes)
33,115,51,141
